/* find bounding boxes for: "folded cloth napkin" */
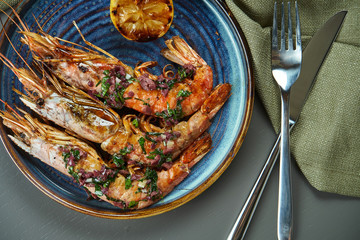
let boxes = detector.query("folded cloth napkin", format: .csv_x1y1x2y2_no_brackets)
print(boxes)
226,0,360,197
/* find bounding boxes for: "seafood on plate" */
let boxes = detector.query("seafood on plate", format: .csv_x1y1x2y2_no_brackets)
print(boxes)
0,105,212,209
0,3,231,210
0,53,231,169
5,5,213,120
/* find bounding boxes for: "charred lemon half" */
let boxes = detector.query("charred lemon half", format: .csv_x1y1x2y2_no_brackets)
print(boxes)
110,0,174,42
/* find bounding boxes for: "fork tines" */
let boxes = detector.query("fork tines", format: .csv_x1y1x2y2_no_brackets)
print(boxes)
272,1,301,51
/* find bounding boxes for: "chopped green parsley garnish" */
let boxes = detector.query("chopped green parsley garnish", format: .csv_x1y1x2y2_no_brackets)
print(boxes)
94,184,103,197
134,97,150,106
178,67,194,81
125,175,132,190
155,89,192,123
155,102,183,122
132,118,139,128
112,145,134,169
128,201,138,208
146,148,173,167
144,167,158,194
112,154,125,169
177,89,192,98
138,137,146,154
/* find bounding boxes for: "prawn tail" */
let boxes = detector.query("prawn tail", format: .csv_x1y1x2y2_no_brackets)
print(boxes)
180,132,212,168
201,83,232,119
161,36,207,67
156,132,212,197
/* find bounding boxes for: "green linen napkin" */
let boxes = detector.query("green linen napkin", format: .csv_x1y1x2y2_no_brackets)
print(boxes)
226,0,360,197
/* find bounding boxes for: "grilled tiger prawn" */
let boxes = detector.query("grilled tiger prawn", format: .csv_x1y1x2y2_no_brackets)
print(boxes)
4,5,213,118
123,36,214,122
0,53,121,143
0,106,212,210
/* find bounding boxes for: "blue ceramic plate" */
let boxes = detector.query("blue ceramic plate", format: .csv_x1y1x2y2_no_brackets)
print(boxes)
0,0,253,218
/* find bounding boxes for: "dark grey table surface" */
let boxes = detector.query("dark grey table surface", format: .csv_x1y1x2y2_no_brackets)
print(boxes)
0,13,359,240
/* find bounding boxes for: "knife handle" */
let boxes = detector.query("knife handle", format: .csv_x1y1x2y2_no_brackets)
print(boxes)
227,123,295,240
227,133,280,240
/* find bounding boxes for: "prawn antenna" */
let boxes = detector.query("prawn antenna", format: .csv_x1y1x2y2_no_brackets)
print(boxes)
0,0,29,32
0,98,23,120
72,21,118,60
0,28,37,76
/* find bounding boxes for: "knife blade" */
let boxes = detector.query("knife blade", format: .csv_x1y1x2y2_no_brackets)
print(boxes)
227,11,347,240
290,11,347,123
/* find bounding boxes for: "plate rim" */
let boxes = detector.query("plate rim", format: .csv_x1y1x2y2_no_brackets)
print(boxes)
0,0,254,219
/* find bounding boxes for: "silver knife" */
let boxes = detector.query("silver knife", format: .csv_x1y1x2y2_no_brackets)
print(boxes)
227,11,347,240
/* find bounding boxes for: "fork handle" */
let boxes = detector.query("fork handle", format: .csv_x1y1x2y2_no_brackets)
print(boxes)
278,89,293,240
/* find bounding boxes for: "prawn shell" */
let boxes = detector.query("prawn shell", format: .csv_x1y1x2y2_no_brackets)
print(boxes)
20,92,121,143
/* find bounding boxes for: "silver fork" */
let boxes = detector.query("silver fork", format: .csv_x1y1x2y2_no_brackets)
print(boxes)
272,2,302,240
